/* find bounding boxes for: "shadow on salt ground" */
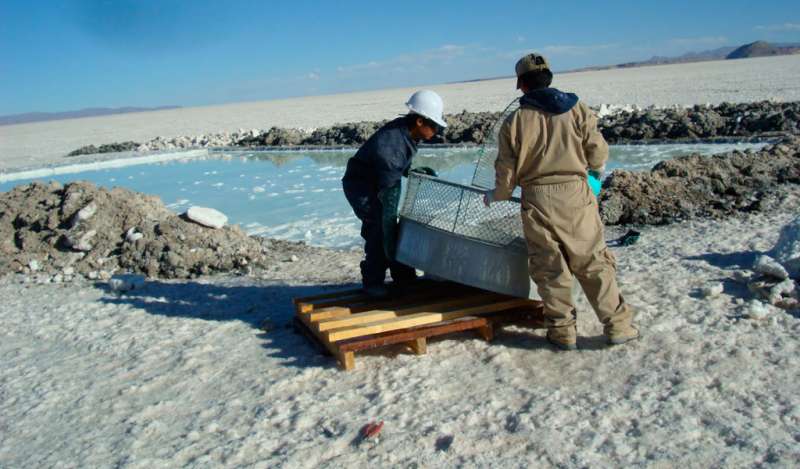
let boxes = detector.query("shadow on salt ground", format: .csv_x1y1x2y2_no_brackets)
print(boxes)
685,250,762,301
685,250,761,270
490,328,611,352
97,279,359,370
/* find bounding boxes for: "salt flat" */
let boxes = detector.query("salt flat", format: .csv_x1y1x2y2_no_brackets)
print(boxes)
2,54,800,171
2,53,800,468
2,192,798,467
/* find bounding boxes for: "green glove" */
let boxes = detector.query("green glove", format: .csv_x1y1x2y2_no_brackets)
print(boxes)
377,183,402,261
410,166,438,177
587,165,606,181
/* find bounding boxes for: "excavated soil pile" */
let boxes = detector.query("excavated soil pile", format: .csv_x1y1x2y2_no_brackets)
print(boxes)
66,101,800,156
600,136,800,225
599,101,800,142
0,181,274,278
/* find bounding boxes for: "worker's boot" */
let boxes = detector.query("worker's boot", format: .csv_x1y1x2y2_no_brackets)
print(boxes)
605,323,640,346
389,262,418,293
546,325,577,351
601,299,639,346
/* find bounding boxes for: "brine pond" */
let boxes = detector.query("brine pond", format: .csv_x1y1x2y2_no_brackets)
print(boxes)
0,143,766,248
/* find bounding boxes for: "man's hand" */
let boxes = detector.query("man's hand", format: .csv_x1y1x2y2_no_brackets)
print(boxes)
588,165,606,181
410,166,438,177
483,190,495,207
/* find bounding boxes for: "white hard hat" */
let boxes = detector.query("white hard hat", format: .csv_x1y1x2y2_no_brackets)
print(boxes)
405,90,447,128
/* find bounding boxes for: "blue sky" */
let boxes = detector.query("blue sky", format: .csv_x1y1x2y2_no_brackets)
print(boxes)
1,0,799,115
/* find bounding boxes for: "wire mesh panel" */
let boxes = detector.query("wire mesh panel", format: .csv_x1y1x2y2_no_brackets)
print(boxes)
400,173,524,247
471,98,520,189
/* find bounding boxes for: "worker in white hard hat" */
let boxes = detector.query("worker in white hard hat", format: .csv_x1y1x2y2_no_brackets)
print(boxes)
342,90,447,297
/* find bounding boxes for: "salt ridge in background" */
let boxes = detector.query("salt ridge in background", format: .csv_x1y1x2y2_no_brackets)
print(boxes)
1,55,799,171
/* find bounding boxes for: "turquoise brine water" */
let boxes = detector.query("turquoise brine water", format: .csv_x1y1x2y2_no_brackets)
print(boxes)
0,143,766,247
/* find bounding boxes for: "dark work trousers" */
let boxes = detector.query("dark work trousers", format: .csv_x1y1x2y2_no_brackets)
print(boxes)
343,181,416,288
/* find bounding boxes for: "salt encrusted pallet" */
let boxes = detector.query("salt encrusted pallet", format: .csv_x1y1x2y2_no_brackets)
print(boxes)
292,280,546,371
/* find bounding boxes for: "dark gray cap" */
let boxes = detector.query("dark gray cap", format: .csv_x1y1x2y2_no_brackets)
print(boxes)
515,53,550,76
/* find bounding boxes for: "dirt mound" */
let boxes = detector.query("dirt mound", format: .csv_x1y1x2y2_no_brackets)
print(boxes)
67,141,139,156
600,136,800,225
66,101,800,156
0,181,271,278
599,101,800,142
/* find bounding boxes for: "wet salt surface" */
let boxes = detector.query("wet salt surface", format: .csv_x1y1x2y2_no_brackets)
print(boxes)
0,143,766,247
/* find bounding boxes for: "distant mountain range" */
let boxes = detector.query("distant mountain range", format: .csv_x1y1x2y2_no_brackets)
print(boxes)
454,40,800,83
5,40,800,123
573,41,800,72
0,105,182,126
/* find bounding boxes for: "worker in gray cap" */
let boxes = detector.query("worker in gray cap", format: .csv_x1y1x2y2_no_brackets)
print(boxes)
484,53,639,350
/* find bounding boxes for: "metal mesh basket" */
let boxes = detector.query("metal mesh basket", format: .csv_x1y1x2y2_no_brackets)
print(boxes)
471,98,520,189
400,173,525,248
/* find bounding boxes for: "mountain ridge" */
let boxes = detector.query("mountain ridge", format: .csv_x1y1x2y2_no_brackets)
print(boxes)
453,40,800,83
0,105,182,126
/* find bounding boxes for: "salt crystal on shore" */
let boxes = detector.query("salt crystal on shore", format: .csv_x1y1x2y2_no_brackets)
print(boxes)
746,300,772,320
108,274,146,292
701,283,724,298
186,206,227,229
73,203,97,226
753,255,789,280
771,216,800,278
769,278,796,305
69,230,97,252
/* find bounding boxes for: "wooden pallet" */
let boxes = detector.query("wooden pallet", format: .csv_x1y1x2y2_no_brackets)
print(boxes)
293,281,546,370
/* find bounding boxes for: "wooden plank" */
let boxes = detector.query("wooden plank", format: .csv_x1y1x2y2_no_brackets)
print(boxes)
338,316,489,352
297,293,373,313
315,310,397,331
477,324,494,341
339,284,474,314
296,308,349,365
306,306,353,322
313,292,502,332
407,338,427,355
296,280,462,313
306,286,459,320
339,351,355,371
292,317,332,356
326,298,531,342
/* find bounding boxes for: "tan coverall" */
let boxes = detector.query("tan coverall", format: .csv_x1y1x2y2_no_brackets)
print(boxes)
493,101,635,342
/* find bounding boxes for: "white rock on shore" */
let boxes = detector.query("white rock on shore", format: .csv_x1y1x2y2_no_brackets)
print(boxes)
67,229,97,252
125,227,143,243
72,202,97,226
185,206,228,229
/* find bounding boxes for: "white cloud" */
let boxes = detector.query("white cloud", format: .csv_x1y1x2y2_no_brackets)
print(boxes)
498,43,617,60
306,72,320,80
755,23,800,32
336,44,472,75
667,36,728,48
541,43,618,55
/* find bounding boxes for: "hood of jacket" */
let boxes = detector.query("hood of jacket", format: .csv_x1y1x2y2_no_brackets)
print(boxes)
520,88,578,115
